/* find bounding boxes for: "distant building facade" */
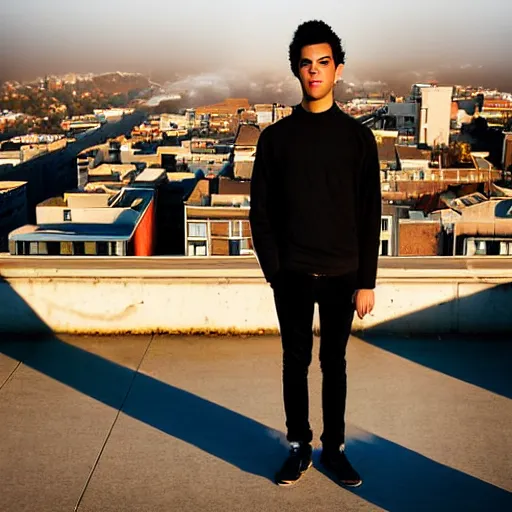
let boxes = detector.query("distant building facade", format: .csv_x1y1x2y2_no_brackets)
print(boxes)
0,181,28,252
503,133,512,171
452,195,512,256
233,124,260,180
9,186,157,256
418,86,453,147
184,178,252,256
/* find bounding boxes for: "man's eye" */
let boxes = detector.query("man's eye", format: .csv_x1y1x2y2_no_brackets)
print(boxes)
319,61,329,66
300,62,309,67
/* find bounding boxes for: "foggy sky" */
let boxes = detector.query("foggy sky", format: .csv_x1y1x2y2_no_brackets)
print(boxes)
1,0,511,92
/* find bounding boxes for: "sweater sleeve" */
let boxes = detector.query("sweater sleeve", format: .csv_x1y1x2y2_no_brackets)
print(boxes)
249,129,280,282
356,128,382,290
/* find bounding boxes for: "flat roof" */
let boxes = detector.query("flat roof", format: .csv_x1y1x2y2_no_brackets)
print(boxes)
10,187,155,243
9,223,133,242
135,168,167,182
166,172,197,181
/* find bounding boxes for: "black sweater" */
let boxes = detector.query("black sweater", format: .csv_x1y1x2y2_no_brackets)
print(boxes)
249,103,382,289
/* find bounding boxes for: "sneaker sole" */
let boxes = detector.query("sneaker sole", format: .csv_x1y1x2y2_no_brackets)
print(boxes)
320,461,363,488
276,461,313,487
340,479,363,488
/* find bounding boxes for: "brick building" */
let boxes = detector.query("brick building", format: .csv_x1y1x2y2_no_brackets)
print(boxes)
184,178,252,256
398,220,443,256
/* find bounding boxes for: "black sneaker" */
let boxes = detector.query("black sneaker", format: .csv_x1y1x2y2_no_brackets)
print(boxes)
275,442,313,486
320,449,362,487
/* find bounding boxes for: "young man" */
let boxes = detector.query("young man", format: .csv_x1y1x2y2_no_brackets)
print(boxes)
249,20,381,487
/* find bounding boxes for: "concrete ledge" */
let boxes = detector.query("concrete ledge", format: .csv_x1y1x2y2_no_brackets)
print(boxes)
1,257,512,335
2,255,512,281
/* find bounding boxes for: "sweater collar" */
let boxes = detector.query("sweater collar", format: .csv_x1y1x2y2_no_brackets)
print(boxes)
294,102,339,120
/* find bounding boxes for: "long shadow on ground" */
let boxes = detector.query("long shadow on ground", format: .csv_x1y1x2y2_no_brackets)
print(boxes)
361,333,512,399
0,335,286,481
315,428,512,511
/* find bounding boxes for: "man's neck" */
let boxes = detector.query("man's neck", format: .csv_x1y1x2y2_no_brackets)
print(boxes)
301,95,334,113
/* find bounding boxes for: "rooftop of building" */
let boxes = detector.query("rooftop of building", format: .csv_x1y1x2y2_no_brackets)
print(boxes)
195,98,251,114
233,161,254,180
234,124,260,147
134,168,167,184
0,330,509,511
374,131,398,162
8,222,134,241
395,146,432,161
89,163,137,176
10,187,155,242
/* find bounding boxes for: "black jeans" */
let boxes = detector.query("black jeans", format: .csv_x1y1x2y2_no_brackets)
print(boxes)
272,270,357,449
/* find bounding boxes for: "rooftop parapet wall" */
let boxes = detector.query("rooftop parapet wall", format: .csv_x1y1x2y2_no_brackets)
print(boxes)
1,257,512,336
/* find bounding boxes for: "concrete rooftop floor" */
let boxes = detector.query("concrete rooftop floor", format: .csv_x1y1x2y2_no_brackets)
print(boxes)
0,333,511,512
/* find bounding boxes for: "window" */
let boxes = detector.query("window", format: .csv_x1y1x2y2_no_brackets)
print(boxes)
230,221,243,238
60,241,73,255
97,242,109,256
499,242,510,255
381,218,389,232
188,222,207,238
73,242,85,256
240,238,253,255
38,242,48,255
85,242,96,255
188,241,207,256
229,239,240,256
47,242,60,255
475,241,487,255
63,209,72,222
381,240,389,256
116,241,126,256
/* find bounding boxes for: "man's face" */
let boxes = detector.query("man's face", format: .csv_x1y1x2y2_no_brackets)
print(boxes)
297,43,344,101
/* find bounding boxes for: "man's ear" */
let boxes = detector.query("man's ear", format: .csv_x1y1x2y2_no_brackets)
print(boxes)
335,64,344,83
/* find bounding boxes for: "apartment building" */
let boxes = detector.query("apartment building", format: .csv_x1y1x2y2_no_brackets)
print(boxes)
9,186,156,256
0,181,28,252
418,86,453,147
233,124,260,180
452,194,512,255
184,178,252,256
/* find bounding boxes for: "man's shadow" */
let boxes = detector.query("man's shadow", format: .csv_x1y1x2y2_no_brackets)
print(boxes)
313,429,512,512
0,333,287,482
0,276,287,482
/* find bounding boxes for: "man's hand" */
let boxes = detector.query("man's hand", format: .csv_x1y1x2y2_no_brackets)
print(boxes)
354,289,375,320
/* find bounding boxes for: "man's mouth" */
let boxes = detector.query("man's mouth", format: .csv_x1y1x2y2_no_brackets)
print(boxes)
309,80,322,87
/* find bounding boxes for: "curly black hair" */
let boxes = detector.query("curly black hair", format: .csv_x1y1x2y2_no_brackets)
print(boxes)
288,20,345,78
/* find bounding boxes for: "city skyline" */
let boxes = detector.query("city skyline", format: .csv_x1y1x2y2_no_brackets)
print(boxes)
1,0,512,92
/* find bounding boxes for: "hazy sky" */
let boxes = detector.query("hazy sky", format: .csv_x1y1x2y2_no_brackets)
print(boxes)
1,0,511,90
